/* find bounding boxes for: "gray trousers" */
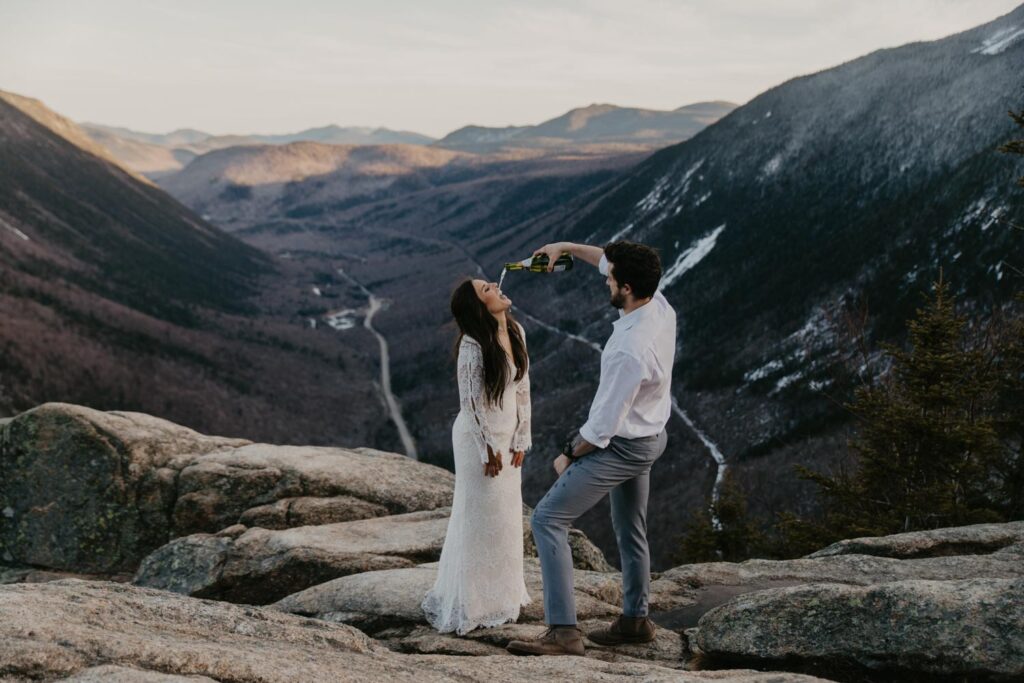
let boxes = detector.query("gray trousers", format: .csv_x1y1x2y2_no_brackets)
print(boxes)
531,431,667,625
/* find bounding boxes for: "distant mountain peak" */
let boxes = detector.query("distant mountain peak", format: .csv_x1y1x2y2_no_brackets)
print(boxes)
436,100,737,151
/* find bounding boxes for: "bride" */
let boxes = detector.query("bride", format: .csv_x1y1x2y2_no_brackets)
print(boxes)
421,277,533,635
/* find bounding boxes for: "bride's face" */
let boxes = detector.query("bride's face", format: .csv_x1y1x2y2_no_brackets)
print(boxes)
472,279,512,314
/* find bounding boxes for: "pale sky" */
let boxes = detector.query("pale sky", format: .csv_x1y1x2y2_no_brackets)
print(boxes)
1,0,1020,138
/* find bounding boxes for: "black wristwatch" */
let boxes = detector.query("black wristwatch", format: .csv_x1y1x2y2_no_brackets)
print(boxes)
561,437,577,461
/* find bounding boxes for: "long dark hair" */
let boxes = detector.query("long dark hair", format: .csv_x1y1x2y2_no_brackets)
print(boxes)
450,279,528,408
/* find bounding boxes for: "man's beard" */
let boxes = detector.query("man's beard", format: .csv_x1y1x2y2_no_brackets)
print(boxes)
610,289,627,309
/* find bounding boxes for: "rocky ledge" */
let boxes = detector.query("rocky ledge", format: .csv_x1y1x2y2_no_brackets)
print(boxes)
0,579,829,683
133,507,610,605
2,403,1023,682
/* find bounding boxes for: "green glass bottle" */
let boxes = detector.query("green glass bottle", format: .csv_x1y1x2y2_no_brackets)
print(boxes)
503,252,574,273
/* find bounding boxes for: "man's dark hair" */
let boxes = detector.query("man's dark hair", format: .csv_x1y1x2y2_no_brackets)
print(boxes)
604,241,662,299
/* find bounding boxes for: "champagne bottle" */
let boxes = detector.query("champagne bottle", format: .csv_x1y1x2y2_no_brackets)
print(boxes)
503,252,574,273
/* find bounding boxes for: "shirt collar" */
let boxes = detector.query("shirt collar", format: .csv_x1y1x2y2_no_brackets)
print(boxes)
612,296,656,331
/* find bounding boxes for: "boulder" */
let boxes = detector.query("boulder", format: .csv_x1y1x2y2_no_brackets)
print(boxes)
695,578,1024,679
0,579,832,683
648,532,1024,629
133,509,451,604
169,444,454,535
134,506,613,604
0,403,453,573
270,559,624,632
807,520,1024,559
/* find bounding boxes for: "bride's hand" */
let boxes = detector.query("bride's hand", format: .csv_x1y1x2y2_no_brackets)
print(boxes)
553,454,571,476
484,446,504,477
511,450,525,467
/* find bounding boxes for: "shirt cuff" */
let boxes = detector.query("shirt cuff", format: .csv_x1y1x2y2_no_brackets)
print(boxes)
598,253,609,276
579,423,610,450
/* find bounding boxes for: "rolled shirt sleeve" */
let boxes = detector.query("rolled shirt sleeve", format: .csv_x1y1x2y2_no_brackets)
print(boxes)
579,350,647,449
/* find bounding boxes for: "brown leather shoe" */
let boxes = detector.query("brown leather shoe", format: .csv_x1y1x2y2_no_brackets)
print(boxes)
506,625,585,656
587,615,657,646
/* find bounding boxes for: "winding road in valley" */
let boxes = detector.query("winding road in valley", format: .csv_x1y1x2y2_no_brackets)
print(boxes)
336,267,419,461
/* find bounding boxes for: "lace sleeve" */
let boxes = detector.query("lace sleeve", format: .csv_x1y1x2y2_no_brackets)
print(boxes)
510,324,532,453
457,338,500,464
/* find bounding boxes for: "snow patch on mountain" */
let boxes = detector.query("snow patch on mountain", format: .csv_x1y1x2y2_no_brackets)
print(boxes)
744,359,784,383
788,308,834,349
981,205,1008,232
0,217,30,241
679,159,704,188
637,159,704,213
955,196,1009,234
739,307,841,394
609,222,635,242
636,176,671,213
660,223,725,289
809,378,831,392
761,154,783,178
972,25,1024,55
611,159,708,242
770,371,803,395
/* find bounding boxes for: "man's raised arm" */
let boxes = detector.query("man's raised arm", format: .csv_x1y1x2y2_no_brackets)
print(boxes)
532,241,604,270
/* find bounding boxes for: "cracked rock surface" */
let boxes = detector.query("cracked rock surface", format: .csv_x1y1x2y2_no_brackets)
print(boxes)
0,579,831,683
695,577,1024,678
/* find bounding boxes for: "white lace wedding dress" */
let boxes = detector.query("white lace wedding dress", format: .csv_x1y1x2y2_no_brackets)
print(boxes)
421,330,533,635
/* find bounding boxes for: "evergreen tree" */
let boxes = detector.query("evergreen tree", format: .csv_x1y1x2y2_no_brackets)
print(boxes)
995,100,1024,518
773,103,1024,555
992,309,1024,519
793,276,1007,541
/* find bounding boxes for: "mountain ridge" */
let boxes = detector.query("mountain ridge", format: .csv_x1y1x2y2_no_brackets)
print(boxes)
436,100,738,151
0,90,389,447
82,101,737,176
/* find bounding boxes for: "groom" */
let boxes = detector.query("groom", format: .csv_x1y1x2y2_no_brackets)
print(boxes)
507,240,675,656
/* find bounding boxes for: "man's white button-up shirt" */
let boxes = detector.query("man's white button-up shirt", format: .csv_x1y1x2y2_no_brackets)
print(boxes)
579,254,677,449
